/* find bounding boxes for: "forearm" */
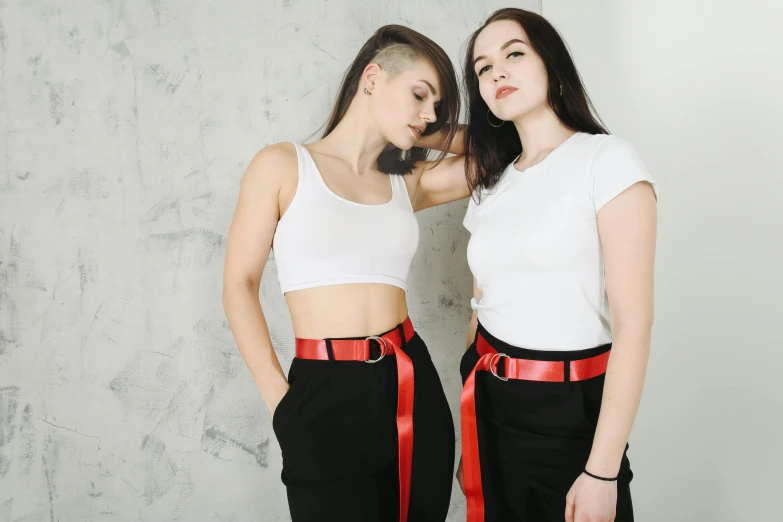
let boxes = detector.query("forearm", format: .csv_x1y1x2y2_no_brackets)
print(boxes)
417,124,466,156
222,283,288,408
586,326,651,476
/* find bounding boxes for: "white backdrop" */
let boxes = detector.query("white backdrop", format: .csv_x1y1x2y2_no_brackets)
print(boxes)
545,1,783,520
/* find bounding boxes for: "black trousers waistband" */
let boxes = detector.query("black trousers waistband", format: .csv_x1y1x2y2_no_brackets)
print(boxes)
476,322,612,362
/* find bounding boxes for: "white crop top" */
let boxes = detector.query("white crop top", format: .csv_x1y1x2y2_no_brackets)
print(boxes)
464,133,657,351
272,143,419,294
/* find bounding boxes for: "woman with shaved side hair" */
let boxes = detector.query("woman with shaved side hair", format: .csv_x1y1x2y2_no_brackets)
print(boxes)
223,25,471,522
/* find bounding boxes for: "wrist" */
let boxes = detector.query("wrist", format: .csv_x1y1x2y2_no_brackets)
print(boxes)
256,367,288,404
583,468,619,482
585,451,623,478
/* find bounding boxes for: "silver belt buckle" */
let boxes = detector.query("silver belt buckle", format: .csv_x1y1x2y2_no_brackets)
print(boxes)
364,336,388,363
489,353,510,381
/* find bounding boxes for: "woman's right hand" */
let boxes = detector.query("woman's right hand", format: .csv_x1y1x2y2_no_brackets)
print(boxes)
456,456,465,495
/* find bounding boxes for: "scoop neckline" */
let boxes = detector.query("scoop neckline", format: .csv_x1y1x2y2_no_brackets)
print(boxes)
300,144,395,208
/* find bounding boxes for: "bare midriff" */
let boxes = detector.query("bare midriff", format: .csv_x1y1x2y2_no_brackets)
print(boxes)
285,283,409,340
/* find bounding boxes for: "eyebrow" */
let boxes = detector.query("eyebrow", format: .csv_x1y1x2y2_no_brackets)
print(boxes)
419,80,442,104
473,38,527,67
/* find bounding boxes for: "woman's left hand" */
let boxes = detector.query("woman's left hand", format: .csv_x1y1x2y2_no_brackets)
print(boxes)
565,473,617,522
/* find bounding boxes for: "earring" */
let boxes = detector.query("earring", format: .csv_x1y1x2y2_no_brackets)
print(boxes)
364,87,372,95
487,109,505,128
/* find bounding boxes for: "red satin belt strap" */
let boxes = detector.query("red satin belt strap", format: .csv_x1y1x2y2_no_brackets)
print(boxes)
294,317,416,522
460,333,611,522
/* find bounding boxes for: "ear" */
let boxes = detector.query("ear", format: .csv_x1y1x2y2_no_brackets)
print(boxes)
362,62,382,92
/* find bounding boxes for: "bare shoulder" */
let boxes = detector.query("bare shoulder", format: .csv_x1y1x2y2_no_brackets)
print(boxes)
243,142,298,187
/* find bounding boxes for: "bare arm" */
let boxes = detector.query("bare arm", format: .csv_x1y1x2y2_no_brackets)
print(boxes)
406,156,469,211
222,143,296,415
587,181,657,476
566,180,656,521
406,125,470,211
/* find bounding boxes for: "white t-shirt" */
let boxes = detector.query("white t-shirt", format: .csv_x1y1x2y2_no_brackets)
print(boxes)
463,132,657,351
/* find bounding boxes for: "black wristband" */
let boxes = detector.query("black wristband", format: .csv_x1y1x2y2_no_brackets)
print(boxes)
583,469,619,482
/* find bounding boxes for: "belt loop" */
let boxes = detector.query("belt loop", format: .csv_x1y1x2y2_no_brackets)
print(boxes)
397,324,406,347
325,339,335,361
564,356,571,382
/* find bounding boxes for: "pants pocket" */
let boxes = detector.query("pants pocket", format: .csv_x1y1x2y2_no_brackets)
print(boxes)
272,373,311,443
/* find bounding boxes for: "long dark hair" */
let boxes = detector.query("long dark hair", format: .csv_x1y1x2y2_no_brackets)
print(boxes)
464,8,608,194
321,25,460,175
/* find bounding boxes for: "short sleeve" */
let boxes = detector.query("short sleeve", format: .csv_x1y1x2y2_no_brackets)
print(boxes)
588,136,658,212
463,195,478,234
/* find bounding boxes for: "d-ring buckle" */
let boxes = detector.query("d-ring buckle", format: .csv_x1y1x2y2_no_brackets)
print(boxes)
489,353,510,381
364,336,388,363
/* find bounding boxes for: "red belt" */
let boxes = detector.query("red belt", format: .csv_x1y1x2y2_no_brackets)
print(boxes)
295,317,416,522
460,332,611,522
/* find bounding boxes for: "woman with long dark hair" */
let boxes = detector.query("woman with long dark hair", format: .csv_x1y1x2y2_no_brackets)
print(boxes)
222,25,468,522
457,8,657,522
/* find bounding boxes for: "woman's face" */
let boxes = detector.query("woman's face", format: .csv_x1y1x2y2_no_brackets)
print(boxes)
472,20,550,123
367,59,442,150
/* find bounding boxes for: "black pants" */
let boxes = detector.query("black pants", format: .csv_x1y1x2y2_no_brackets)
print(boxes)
273,327,455,522
459,323,634,522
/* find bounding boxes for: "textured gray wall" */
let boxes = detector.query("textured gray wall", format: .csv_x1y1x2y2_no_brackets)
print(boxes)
0,1,539,520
